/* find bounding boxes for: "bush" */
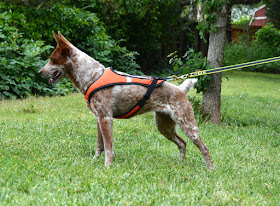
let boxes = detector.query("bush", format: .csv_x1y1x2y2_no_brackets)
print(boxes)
85,0,194,73
224,26,280,73
8,4,140,74
168,49,212,93
0,3,141,99
0,10,53,100
255,26,280,48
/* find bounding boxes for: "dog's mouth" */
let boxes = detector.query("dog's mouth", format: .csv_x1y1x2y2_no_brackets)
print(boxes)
49,71,63,84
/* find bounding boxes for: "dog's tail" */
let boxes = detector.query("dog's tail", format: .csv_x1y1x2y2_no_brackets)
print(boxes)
178,78,198,94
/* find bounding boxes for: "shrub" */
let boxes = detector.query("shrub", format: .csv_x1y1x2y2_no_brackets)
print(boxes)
0,10,53,100
0,3,141,99
85,0,194,73
224,26,280,73
168,49,212,93
8,4,140,74
254,26,280,52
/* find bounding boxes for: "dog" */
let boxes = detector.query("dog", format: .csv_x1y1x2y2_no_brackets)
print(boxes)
39,31,213,169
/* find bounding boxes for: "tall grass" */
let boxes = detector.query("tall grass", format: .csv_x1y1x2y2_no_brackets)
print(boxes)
0,71,279,205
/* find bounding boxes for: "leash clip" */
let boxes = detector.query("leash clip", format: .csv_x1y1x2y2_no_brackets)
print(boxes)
166,76,174,81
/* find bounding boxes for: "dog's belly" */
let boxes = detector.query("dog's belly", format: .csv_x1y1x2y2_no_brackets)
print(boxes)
111,85,152,117
111,82,181,117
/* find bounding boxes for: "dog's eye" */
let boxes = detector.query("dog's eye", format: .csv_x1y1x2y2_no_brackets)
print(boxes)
50,57,54,61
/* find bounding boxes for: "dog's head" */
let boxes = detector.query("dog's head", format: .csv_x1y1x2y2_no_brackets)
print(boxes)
39,31,72,84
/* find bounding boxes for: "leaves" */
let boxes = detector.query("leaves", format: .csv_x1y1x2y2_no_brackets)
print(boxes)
224,26,280,73
0,2,141,99
89,0,191,72
168,49,212,93
196,0,227,40
0,7,52,99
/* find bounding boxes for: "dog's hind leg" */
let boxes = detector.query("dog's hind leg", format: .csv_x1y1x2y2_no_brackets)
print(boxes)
155,112,186,161
93,121,104,159
172,100,214,170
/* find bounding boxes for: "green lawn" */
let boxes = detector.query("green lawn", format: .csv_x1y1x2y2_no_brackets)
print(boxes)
0,71,279,205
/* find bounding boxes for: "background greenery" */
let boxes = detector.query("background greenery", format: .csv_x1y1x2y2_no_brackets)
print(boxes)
1,0,280,100
89,0,194,72
224,26,280,73
0,71,279,205
0,2,141,99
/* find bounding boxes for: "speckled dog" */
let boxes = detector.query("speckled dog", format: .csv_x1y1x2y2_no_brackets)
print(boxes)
39,31,213,169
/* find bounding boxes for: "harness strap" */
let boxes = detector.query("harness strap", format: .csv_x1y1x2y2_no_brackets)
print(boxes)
114,77,158,119
85,68,165,119
85,68,164,105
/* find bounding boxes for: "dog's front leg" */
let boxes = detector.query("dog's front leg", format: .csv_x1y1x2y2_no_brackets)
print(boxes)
98,116,114,167
93,121,104,159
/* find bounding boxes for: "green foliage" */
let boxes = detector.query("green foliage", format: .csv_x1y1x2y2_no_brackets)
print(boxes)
86,0,194,72
224,42,250,65
265,0,280,29
168,49,212,93
196,0,227,41
232,15,251,27
231,3,262,26
255,26,280,49
0,9,53,100
224,26,280,73
0,2,141,99
187,95,205,124
7,3,140,74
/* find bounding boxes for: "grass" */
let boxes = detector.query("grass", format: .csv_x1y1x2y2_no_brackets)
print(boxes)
0,71,279,205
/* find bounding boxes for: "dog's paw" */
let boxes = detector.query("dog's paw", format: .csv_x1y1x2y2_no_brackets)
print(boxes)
105,161,112,167
206,162,214,170
93,155,99,160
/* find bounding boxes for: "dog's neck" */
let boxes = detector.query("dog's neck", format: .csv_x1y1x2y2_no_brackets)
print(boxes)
66,46,105,94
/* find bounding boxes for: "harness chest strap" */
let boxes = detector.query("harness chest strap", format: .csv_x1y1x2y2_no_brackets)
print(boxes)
114,77,158,119
84,68,165,119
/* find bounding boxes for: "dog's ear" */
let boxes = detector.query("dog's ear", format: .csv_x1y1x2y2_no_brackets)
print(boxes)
52,31,60,45
58,31,72,45
52,31,72,57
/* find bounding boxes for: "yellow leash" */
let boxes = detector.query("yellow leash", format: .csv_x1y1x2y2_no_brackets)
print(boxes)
167,56,280,81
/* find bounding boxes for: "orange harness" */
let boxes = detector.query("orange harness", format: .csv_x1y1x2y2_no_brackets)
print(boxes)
85,68,165,119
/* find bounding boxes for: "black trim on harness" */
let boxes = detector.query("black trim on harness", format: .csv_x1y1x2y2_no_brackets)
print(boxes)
84,67,166,118
85,68,165,105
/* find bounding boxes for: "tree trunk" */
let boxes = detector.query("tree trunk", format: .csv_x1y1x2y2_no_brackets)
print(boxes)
202,3,227,124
